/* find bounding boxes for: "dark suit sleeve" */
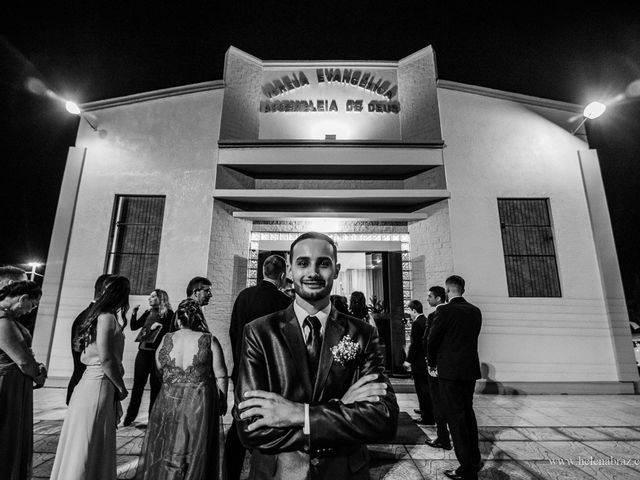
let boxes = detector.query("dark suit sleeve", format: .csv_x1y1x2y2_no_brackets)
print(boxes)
406,319,424,365
235,323,307,452
308,327,399,449
426,308,447,368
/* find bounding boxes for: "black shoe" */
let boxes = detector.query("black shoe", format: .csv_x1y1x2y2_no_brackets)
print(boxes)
415,418,435,425
413,409,422,415
425,439,452,450
443,469,477,480
122,417,134,427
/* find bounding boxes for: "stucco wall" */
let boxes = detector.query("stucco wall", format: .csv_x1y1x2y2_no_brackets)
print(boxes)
438,87,626,382
43,89,223,377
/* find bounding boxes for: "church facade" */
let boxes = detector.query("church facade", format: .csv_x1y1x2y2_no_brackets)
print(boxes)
33,46,638,393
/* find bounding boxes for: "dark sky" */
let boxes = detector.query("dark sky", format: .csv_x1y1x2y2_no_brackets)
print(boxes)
2,2,639,299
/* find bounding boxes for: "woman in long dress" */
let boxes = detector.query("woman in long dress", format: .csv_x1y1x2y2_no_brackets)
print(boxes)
136,298,228,480
50,275,130,480
0,281,47,480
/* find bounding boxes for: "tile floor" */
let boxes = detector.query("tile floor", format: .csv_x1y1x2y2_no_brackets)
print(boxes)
31,386,640,479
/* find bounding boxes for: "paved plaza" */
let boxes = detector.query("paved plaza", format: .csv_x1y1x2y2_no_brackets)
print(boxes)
31,386,640,479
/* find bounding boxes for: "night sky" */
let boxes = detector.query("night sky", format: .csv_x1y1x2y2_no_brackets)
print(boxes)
2,2,639,302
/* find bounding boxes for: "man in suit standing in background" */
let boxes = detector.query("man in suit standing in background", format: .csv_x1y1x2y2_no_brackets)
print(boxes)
405,299,434,425
66,273,113,404
427,275,482,480
225,255,293,480
423,285,451,450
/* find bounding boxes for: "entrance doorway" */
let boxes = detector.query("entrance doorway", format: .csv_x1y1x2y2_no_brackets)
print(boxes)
249,228,412,376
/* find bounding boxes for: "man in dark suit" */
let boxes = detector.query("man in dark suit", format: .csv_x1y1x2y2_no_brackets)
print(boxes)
225,255,293,480
66,273,113,404
405,299,434,425
235,232,399,480
427,275,482,480
422,286,451,450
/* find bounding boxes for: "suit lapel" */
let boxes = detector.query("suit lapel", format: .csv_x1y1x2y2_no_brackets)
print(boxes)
312,308,345,400
279,305,313,397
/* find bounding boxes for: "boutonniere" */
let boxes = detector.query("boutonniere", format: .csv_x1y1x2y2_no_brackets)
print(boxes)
330,335,360,365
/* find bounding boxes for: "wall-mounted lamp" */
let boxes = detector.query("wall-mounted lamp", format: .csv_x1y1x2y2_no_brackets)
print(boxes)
571,79,640,136
64,100,100,132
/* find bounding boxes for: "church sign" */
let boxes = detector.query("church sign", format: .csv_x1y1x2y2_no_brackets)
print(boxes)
260,68,401,114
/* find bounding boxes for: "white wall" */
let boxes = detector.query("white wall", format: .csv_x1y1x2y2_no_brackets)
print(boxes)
45,89,223,377
439,87,625,383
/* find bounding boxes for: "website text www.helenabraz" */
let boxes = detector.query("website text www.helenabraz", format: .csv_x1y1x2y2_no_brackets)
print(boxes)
548,456,640,466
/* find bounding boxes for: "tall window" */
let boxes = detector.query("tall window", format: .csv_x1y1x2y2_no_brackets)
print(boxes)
106,196,165,295
498,198,561,297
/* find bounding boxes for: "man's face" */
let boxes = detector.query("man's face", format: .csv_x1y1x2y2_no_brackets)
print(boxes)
408,308,418,321
289,238,340,303
427,291,441,307
193,285,213,306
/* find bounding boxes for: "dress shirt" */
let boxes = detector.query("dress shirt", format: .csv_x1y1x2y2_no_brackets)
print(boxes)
292,299,332,435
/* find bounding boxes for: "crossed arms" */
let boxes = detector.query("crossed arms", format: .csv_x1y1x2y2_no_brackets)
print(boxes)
234,322,399,453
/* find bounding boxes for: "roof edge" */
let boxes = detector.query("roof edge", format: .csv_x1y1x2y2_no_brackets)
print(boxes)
81,80,224,111
438,79,582,113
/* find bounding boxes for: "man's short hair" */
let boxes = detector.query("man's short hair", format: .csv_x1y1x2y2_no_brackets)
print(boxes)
93,273,114,299
428,286,446,303
262,255,287,280
445,275,465,293
289,232,338,261
0,265,27,283
407,299,423,314
186,276,212,297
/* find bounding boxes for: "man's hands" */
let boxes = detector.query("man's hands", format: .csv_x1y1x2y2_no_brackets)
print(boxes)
340,373,387,404
238,391,304,431
428,367,438,377
117,386,129,401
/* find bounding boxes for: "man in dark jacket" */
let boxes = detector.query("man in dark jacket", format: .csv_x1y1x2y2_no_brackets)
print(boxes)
225,254,293,480
405,299,434,425
427,275,482,480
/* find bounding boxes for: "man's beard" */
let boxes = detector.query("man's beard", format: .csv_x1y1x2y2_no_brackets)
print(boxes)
294,279,333,302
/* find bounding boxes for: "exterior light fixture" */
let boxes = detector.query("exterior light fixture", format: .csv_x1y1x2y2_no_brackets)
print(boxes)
65,101,81,115
583,101,606,120
27,262,44,281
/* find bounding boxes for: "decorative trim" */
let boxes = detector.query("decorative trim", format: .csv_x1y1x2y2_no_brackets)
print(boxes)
218,139,445,149
391,380,638,395
81,81,225,111
438,80,582,113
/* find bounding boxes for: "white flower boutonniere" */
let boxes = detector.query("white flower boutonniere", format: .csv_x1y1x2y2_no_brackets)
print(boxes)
331,335,360,366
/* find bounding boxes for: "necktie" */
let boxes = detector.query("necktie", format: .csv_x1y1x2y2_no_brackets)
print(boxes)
303,315,322,380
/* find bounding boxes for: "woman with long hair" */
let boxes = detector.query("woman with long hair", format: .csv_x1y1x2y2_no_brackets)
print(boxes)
51,275,130,480
136,297,227,480
349,290,370,323
0,281,46,480
123,289,174,426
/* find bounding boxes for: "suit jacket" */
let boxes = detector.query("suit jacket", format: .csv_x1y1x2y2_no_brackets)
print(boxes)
229,281,293,383
426,297,482,381
406,314,427,374
70,303,93,359
235,305,399,480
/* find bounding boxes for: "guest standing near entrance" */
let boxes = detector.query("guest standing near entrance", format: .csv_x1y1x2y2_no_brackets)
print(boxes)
51,276,130,480
349,290,370,324
0,281,46,480
405,299,434,425
225,254,292,480
427,275,482,480
66,273,114,404
423,286,451,450
136,298,228,480
124,289,173,426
